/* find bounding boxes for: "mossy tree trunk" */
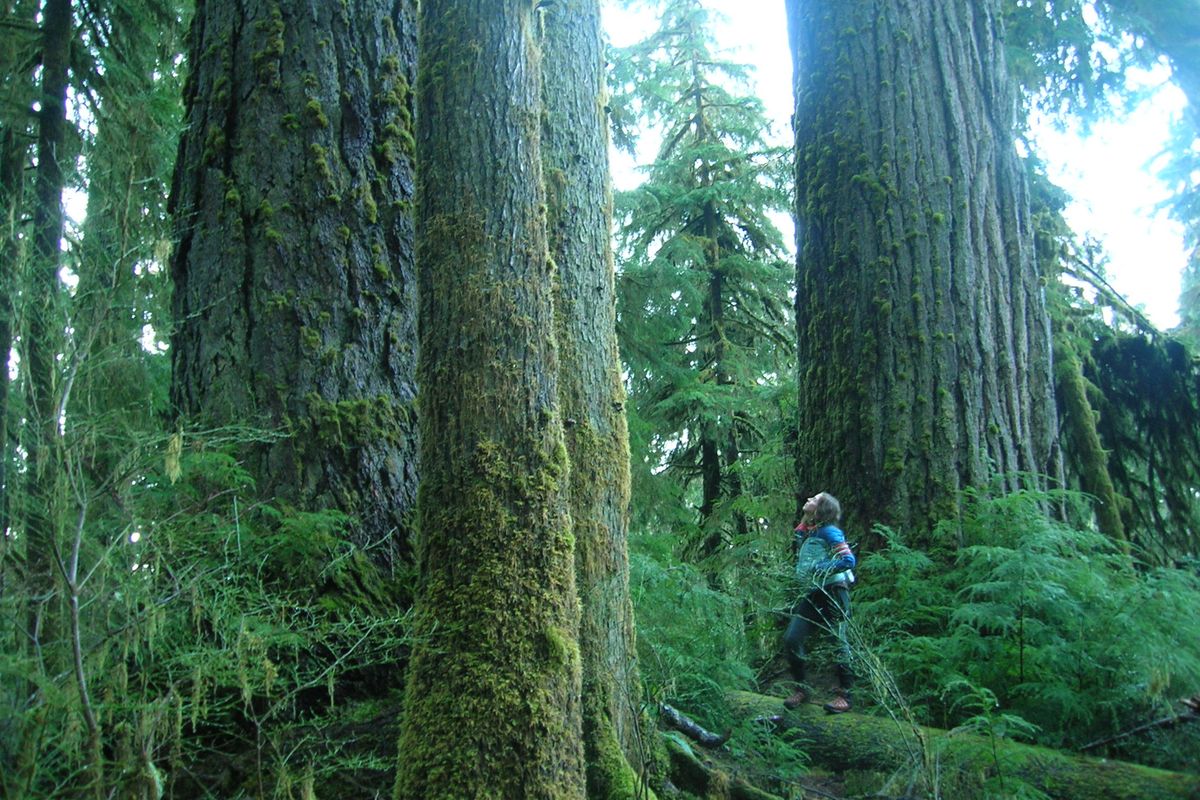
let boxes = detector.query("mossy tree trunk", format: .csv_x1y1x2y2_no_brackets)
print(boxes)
395,2,584,798
542,2,652,796
169,0,419,565
786,0,1062,539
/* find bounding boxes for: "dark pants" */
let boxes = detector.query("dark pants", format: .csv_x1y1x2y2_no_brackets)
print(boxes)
783,584,854,692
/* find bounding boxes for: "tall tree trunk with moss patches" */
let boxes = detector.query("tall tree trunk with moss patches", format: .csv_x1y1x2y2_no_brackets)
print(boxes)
786,0,1062,539
542,2,651,796
168,0,418,565
395,2,584,798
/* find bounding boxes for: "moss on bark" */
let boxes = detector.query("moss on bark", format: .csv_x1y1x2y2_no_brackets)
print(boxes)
170,0,419,564
1052,337,1127,546
396,2,584,797
541,1,655,796
786,0,1062,541
729,690,1199,799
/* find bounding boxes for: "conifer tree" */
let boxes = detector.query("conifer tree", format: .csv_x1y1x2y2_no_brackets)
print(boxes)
0,0,40,560
543,1,650,794
73,0,185,491
169,0,419,565
1000,0,1200,556
786,0,1062,539
612,0,794,565
24,0,72,699
396,2,583,797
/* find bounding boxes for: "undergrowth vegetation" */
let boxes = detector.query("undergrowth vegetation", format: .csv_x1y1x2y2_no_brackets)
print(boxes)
629,485,1200,786
1,439,411,798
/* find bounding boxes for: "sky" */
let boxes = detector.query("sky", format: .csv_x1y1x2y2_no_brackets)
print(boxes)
603,1,1189,330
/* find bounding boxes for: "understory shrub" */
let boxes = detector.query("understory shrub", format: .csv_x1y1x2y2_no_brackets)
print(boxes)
852,486,1200,769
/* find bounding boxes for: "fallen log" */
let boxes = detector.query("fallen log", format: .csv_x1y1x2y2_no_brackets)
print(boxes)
1081,694,1200,752
661,732,785,800
728,690,1200,800
659,703,731,748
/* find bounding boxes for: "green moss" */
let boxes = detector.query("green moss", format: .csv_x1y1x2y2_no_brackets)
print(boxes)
310,143,334,184
375,131,413,166
252,6,285,87
362,190,378,224
299,393,413,451
305,98,329,128
396,429,576,796
586,714,655,800
544,626,577,669
281,113,300,131
201,125,226,165
211,75,230,106
300,326,321,352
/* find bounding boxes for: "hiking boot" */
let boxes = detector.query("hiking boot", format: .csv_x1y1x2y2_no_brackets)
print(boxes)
823,693,851,714
783,688,807,709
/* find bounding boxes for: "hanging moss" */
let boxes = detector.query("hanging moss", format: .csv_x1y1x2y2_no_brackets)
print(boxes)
1053,338,1127,546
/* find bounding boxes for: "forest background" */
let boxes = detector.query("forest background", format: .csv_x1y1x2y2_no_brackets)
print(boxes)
1,0,1199,798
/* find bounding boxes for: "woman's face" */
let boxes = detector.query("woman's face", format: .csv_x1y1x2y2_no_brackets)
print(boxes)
803,493,823,515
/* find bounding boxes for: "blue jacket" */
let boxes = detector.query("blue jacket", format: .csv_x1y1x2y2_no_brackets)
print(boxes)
794,524,856,588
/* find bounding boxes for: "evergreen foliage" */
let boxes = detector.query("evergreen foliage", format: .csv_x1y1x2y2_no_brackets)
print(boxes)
610,0,795,571
1,435,412,798
853,487,1200,768
629,532,753,715
1002,0,1200,342
2,1,415,795
628,531,810,789
1029,157,1200,561
1,0,1199,794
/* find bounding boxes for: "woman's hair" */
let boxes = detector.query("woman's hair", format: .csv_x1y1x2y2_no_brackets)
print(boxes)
810,492,842,527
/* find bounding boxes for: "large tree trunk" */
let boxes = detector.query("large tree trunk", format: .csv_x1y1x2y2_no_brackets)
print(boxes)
169,0,418,564
542,1,652,796
729,691,1200,800
395,2,584,798
786,0,1062,539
